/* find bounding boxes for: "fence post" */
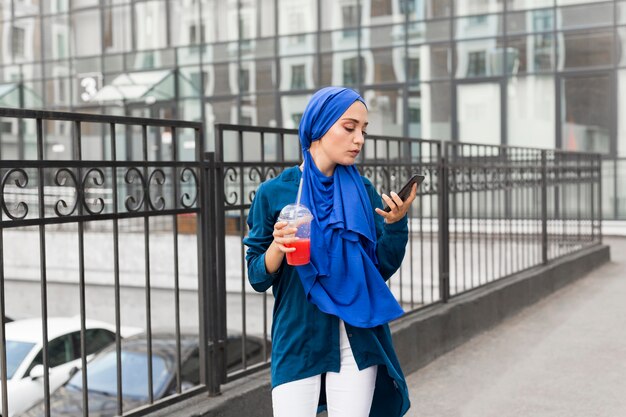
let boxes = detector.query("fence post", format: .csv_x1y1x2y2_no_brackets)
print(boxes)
438,142,450,303
541,150,548,264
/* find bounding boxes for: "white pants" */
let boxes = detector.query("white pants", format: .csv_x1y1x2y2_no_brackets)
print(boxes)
272,321,378,417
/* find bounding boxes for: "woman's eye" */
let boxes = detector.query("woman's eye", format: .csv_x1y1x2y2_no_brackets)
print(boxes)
345,127,355,132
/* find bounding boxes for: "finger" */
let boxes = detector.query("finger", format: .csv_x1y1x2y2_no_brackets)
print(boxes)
274,221,289,230
404,184,418,205
381,193,396,211
389,191,404,208
275,242,296,253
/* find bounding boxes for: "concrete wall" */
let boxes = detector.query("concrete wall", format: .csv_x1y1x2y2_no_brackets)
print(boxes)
147,243,610,417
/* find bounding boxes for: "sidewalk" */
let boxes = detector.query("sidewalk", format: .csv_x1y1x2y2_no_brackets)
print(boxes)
405,237,626,417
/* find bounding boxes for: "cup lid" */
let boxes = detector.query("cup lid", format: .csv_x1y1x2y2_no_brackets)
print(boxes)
278,203,313,222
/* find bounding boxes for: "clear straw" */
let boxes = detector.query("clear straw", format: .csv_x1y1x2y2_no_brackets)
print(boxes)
294,161,304,222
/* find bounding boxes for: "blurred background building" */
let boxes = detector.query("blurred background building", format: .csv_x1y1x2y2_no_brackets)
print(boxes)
0,0,624,217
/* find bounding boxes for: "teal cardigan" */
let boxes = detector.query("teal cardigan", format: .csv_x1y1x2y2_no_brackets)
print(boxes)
243,166,411,416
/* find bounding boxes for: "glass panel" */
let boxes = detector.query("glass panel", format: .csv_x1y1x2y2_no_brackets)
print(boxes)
320,29,359,53
362,24,404,49
407,19,451,43
279,33,316,56
561,74,611,153
407,43,452,81
205,62,237,96
14,0,41,17
620,70,626,156
454,14,502,40
279,57,315,91
170,1,201,47
43,15,71,61
506,8,555,35
507,33,555,73
201,0,238,42
134,0,168,51
407,0,451,20
454,0,502,16
43,0,69,14
557,2,613,30
206,98,238,151
556,0,608,5
321,52,363,87
368,0,406,23
558,29,613,69
72,9,102,57
619,27,626,66
364,47,404,84
619,1,626,24
321,0,361,31
409,82,452,140
7,17,40,64
361,89,403,137
508,75,555,148
506,0,554,10
281,94,311,129
278,0,317,35
455,39,506,78
457,82,501,145
178,66,205,97
103,6,132,53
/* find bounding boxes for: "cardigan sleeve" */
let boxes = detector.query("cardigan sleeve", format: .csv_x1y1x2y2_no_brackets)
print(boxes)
363,178,409,281
243,183,282,292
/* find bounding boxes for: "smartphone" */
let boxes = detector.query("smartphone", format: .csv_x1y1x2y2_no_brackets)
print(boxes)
382,174,425,212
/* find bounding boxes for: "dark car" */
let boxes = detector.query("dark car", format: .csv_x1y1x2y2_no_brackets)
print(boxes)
18,331,270,417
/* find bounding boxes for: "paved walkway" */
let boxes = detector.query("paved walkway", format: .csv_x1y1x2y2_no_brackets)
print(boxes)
405,237,626,417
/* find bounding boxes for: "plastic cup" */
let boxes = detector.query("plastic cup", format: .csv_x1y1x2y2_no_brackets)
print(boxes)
278,204,313,266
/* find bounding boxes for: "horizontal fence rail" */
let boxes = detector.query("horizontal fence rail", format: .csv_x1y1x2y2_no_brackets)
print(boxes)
0,108,211,417
214,124,603,385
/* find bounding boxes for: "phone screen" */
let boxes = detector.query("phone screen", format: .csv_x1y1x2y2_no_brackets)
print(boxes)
382,174,425,212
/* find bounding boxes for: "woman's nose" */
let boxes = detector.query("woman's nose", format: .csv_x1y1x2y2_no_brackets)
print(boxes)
355,131,365,145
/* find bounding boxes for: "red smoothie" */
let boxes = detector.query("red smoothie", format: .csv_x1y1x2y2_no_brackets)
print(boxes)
285,238,311,265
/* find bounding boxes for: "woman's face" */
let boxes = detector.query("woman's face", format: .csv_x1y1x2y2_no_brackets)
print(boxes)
310,100,368,175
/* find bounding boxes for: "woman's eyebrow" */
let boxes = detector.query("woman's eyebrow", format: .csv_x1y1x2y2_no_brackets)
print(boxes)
341,117,369,126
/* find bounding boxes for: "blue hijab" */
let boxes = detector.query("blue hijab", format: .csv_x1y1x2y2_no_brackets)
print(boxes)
295,87,404,328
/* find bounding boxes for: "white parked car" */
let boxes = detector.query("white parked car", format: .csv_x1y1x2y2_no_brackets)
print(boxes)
0,317,140,417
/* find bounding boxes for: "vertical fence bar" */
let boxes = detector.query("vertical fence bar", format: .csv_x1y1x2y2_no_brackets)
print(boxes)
171,126,182,394
438,142,450,303
36,117,52,417
74,120,89,417
0,228,8,417
541,150,548,264
110,122,124,416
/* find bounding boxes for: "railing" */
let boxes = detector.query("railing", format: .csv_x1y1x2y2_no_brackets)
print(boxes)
602,157,626,221
215,124,602,384
0,108,212,417
0,112,602,417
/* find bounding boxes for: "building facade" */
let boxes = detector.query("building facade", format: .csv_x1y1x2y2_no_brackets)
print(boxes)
0,0,623,160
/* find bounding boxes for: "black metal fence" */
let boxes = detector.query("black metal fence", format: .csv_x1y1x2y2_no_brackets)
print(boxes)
0,111,602,417
214,124,602,384
603,157,626,221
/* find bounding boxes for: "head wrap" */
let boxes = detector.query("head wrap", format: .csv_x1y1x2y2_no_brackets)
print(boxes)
295,86,404,328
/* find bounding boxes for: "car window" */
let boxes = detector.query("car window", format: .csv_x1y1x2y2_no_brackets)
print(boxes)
72,329,116,357
180,348,200,386
26,335,74,374
4,340,35,379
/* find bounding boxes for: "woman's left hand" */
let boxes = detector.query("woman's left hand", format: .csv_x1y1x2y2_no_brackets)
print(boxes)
375,184,418,224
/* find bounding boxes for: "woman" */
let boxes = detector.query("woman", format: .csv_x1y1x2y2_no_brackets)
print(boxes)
243,87,417,417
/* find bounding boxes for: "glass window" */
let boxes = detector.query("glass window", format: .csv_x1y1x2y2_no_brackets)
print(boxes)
557,2,613,30
43,15,71,61
291,64,306,89
171,1,201,47
619,70,626,156
619,1,626,24
321,0,360,31
72,9,102,57
407,19,451,43
280,94,310,129
560,74,611,154
558,29,613,70
5,340,35,379
507,33,555,73
506,0,554,11
556,0,608,5
205,62,237,96
29,335,74,371
67,350,170,399
365,47,404,84
410,82,452,140
73,0,99,8
454,0,502,16
205,98,238,151
407,43,452,81
454,14,502,40
103,6,132,53
620,28,626,67
342,55,364,86
455,39,506,78
457,82,501,145
201,0,238,42
134,0,168,51
406,0,451,20
319,30,358,53
508,75,555,148
278,0,317,35
83,329,116,356
361,89,403,137
363,24,404,49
